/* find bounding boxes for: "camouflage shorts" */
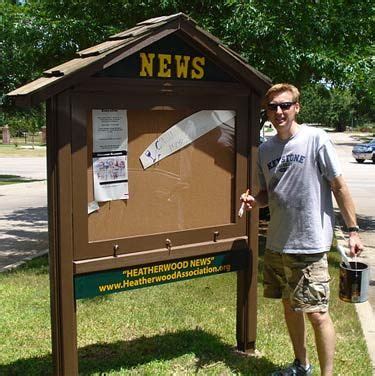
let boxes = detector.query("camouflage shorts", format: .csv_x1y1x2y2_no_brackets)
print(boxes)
263,250,331,313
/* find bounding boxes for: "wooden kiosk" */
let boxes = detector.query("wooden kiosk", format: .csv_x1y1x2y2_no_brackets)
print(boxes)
7,13,271,375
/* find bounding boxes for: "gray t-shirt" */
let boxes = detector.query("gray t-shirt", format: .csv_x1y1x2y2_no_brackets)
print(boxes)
258,125,341,254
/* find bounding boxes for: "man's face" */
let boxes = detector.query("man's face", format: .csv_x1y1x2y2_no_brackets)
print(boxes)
266,91,300,131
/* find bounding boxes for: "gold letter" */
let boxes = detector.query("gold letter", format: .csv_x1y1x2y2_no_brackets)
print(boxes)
139,52,155,77
175,55,190,78
191,57,205,79
158,54,172,78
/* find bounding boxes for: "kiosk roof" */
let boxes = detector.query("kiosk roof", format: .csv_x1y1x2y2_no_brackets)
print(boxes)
7,12,271,106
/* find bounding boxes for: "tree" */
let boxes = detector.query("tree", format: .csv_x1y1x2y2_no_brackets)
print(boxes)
299,83,358,131
3,0,374,90
220,0,374,87
1,0,374,126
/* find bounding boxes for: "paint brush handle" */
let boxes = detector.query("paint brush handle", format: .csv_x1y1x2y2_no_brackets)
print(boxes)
337,245,351,268
238,203,245,218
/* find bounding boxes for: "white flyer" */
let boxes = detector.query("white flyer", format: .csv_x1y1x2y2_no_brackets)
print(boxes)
139,110,235,169
92,109,129,202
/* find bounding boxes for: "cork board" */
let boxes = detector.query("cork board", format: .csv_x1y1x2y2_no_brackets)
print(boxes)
87,109,235,242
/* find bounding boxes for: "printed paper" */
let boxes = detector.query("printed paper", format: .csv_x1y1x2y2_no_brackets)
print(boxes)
92,109,129,202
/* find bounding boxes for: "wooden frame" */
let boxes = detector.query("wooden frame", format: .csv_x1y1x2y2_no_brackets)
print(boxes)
70,86,249,267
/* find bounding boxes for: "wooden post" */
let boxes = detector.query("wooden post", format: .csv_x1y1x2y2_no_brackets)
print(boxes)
47,93,78,375
2,125,10,144
41,126,47,144
236,92,261,353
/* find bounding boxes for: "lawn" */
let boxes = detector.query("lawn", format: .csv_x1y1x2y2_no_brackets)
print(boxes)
0,144,46,157
0,174,44,186
0,239,371,375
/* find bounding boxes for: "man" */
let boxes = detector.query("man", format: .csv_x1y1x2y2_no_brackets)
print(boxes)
241,83,363,376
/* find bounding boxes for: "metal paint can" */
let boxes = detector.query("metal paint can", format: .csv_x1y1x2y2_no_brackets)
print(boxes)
339,261,369,303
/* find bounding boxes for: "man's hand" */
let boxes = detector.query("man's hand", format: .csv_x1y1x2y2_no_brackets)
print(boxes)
238,189,268,217
239,190,256,212
348,232,364,257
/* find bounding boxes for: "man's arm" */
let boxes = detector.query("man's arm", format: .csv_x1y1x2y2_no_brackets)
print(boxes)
330,175,364,256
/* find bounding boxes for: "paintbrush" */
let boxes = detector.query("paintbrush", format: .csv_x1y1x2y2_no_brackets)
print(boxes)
337,244,351,268
238,189,250,218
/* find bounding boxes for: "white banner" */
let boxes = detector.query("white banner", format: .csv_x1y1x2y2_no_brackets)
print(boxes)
140,110,235,169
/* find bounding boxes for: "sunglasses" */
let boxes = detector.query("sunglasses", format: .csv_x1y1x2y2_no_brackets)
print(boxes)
267,101,296,111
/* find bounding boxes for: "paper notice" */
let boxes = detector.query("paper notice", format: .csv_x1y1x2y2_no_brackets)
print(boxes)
92,109,129,202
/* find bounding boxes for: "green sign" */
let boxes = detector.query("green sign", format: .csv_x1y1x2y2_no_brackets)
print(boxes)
74,250,248,299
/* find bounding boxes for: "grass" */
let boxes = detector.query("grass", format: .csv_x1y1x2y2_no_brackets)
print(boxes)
0,239,372,375
0,174,44,186
0,144,46,157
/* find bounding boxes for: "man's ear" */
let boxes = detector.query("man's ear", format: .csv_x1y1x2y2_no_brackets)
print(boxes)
295,102,300,114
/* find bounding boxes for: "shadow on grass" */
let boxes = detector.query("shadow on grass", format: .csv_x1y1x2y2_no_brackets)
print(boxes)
15,253,50,274
0,329,277,375
0,206,48,271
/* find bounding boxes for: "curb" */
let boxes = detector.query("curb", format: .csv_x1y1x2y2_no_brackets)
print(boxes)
0,249,49,273
334,226,375,374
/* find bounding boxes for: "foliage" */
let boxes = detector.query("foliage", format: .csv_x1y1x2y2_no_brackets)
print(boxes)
147,0,374,89
2,107,45,137
2,0,374,90
351,70,375,126
299,83,359,130
328,88,358,130
1,0,374,127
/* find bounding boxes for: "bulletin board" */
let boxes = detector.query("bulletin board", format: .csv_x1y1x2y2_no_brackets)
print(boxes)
71,93,248,262
87,109,236,241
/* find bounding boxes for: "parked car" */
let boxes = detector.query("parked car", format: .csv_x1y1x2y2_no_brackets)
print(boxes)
352,139,375,163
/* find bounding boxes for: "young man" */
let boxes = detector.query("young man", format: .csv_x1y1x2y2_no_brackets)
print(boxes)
241,83,363,376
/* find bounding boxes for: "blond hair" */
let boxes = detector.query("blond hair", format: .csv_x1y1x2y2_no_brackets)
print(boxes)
263,83,300,108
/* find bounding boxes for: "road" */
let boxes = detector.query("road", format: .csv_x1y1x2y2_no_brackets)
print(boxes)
0,157,47,180
329,132,375,305
330,133,375,218
330,132,375,324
